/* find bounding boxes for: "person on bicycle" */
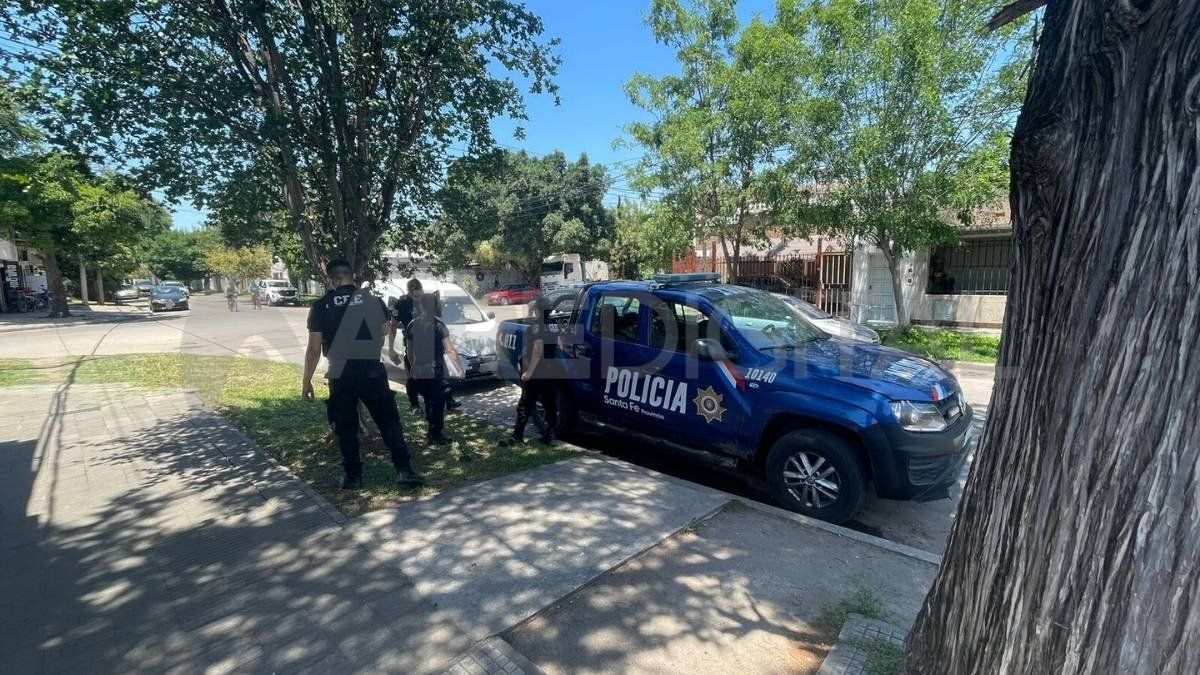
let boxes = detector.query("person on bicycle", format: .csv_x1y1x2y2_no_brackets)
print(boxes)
249,280,261,309
225,283,238,311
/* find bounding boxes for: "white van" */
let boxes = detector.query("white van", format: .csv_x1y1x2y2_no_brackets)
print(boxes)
373,278,499,378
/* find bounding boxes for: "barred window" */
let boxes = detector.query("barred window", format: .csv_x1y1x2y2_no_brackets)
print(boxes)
928,236,1011,295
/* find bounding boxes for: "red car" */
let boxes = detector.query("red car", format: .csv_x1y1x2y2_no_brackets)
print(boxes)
485,284,541,306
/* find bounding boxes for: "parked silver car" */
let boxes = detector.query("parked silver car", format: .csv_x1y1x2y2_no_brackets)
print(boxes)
114,285,139,303
774,293,880,344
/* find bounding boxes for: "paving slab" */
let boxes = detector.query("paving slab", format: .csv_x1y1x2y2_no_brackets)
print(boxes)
350,454,731,640
505,503,937,675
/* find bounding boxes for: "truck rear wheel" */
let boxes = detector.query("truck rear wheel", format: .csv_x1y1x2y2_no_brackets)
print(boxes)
765,430,865,524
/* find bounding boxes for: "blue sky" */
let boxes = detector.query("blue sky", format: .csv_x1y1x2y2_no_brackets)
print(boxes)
171,0,777,230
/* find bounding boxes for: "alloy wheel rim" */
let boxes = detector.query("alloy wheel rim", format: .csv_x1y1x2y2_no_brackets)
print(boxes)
783,451,841,509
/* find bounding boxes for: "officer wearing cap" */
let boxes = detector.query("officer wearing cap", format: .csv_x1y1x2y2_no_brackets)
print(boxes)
302,259,425,490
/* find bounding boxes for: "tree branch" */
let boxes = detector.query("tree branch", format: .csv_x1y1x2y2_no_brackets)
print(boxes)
987,0,1048,31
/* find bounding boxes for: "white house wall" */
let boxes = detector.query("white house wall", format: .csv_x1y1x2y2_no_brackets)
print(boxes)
851,244,1007,329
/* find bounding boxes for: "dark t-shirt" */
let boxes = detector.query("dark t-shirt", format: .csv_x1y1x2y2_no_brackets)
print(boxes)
307,285,389,378
523,322,559,377
407,316,450,380
391,295,415,338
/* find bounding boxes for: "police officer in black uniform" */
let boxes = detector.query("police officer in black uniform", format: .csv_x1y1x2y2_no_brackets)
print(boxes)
387,278,423,414
406,293,462,446
303,259,425,490
501,296,558,445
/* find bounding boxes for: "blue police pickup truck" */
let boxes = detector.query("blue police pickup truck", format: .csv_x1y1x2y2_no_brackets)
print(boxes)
497,274,975,524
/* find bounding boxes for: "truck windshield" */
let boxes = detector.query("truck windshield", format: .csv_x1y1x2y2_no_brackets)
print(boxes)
440,296,486,324
712,290,827,351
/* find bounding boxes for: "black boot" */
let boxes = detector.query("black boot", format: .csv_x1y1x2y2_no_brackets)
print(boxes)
341,474,363,490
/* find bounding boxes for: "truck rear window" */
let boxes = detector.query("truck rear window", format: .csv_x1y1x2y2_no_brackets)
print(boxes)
588,294,640,342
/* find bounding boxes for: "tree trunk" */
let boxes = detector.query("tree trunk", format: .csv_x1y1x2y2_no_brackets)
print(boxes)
881,245,908,328
78,255,89,304
95,268,105,304
905,2,1200,674
43,250,70,318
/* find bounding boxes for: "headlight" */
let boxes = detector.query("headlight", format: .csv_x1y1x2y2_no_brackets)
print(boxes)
890,400,948,432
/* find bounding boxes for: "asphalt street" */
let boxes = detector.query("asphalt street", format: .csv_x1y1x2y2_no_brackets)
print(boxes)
1,292,992,554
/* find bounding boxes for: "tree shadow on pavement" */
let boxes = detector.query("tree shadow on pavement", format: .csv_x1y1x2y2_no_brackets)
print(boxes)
0,382,471,674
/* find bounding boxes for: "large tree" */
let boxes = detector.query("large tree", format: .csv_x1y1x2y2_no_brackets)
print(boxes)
4,0,559,280
609,199,693,279
623,0,803,281
430,150,614,284
141,227,220,282
781,0,1032,326
202,244,272,290
905,1,1200,673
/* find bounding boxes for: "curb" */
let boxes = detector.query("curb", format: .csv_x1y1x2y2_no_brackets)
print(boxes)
733,497,942,566
940,359,997,375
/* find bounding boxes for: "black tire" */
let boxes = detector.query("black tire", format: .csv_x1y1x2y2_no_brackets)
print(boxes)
765,429,866,524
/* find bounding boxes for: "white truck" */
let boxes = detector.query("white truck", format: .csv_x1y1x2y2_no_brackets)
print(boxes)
539,254,609,291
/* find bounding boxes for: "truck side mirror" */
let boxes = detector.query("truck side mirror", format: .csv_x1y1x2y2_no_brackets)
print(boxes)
693,338,727,361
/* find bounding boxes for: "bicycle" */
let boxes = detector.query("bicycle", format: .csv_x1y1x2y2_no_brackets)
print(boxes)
227,294,239,312
251,291,263,310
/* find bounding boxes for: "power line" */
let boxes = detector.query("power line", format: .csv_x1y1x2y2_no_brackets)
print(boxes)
0,34,60,56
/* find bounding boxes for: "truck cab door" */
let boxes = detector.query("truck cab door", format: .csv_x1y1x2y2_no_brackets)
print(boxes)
570,292,646,426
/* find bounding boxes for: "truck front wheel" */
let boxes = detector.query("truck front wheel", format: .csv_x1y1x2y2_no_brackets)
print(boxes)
765,430,865,524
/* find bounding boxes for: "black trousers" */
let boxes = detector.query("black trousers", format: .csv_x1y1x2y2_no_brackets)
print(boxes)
327,366,413,479
402,351,420,408
414,376,446,436
513,378,557,440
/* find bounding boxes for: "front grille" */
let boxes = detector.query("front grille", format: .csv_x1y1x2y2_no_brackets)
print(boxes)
936,392,963,424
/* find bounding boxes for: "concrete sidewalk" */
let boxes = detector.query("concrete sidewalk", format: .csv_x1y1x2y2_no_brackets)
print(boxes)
0,383,475,673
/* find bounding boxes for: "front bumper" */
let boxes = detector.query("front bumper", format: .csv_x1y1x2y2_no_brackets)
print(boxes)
151,300,189,310
459,354,498,378
867,403,977,500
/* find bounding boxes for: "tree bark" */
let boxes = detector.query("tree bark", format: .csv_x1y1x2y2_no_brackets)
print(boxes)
95,268,105,304
905,2,1200,674
43,250,70,318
